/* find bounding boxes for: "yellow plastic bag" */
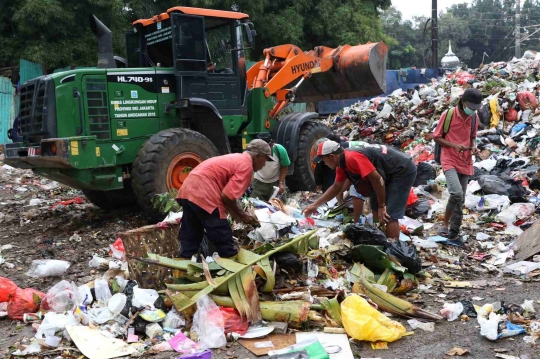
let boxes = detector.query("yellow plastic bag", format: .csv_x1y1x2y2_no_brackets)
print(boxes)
489,96,501,129
341,294,406,342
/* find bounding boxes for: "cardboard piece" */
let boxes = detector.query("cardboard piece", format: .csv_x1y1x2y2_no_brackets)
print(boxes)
238,333,296,356
295,333,354,359
65,326,136,359
514,220,540,261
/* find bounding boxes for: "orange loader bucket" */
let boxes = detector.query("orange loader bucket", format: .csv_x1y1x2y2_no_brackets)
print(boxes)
294,42,388,102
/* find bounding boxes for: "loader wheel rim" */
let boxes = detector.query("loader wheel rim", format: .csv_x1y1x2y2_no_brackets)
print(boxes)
166,153,203,192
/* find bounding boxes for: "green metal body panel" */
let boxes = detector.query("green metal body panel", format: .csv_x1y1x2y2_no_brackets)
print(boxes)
5,67,274,191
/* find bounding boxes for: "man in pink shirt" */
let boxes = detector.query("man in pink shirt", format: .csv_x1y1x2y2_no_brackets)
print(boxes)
433,88,482,245
177,139,273,258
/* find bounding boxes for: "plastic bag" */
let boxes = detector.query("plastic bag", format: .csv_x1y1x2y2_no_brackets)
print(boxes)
440,302,464,322
88,255,108,268
521,300,536,313
0,276,18,302
495,203,535,226
413,162,436,187
344,224,388,247
407,319,434,332
94,278,112,305
108,294,127,315
220,307,249,335
26,260,71,278
35,312,69,339
341,295,406,342
87,307,115,324
478,175,512,195
110,238,126,260
192,295,226,349
405,198,430,219
132,286,159,308
517,91,538,109
78,285,93,306
478,312,501,340
41,280,80,313
163,307,186,329
385,241,422,274
406,189,418,207
8,288,45,320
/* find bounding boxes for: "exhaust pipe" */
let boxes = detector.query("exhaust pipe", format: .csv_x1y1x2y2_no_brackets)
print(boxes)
89,15,116,69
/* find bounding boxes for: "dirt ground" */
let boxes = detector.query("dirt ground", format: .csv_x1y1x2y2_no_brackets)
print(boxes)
0,164,539,359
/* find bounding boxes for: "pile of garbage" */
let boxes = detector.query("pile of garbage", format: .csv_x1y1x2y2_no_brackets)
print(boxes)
4,57,540,358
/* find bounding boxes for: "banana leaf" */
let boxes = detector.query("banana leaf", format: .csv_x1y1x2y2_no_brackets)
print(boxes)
350,245,406,273
320,297,342,327
348,263,375,284
167,230,317,313
377,269,397,293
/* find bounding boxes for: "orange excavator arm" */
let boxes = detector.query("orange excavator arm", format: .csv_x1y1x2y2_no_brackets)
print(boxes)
247,42,388,119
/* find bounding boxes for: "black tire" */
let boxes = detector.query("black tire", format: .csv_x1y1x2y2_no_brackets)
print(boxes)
287,121,332,192
82,182,138,210
131,128,219,220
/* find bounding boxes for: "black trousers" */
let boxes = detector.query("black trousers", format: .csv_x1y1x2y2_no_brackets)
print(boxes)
177,199,237,258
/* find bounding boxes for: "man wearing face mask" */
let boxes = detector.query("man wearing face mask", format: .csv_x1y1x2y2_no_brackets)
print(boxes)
302,140,416,239
433,88,481,245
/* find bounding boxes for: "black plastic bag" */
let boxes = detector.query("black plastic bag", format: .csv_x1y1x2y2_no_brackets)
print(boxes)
406,198,430,218
271,252,301,270
385,241,422,274
478,175,512,195
477,103,492,129
344,224,389,247
413,162,437,187
120,280,137,318
460,300,477,318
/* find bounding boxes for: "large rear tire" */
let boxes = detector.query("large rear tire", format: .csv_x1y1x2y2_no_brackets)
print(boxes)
286,121,332,192
131,128,219,220
82,183,138,210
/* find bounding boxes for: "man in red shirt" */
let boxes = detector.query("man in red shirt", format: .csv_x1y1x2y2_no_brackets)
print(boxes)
433,88,482,245
177,139,273,259
303,140,417,239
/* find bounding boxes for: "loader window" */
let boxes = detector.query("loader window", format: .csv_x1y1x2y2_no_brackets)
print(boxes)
206,23,234,74
171,14,206,72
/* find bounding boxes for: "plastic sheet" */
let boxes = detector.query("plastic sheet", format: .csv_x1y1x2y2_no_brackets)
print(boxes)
26,260,71,278
192,295,226,349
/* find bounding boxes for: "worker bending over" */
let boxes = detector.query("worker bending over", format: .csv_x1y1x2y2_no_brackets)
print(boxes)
250,133,290,201
303,140,417,239
177,139,274,258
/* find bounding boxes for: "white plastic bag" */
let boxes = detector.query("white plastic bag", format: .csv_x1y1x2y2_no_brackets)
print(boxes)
270,211,296,230
132,286,159,308
521,300,536,313
94,278,112,305
407,319,435,332
35,312,69,339
78,285,93,305
411,91,421,106
87,307,115,324
43,280,80,313
478,312,501,341
376,102,393,118
495,203,535,225
163,307,186,329
26,260,71,278
192,295,226,349
439,302,464,322
115,276,128,293
88,254,108,268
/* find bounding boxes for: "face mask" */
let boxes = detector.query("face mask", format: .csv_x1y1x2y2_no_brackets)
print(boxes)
464,107,475,115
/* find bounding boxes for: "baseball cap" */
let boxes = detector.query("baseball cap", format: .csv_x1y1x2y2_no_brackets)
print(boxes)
462,88,483,111
246,139,275,161
312,140,341,163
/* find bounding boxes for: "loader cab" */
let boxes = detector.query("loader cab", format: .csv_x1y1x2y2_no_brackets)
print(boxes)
130,7,256,116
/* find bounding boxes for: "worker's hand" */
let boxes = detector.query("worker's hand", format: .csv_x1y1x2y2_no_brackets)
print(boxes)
453,144,469,152
302,203,318,218
278,182,286,194
241,212,259,226
377,205,391,224
473,147,481,155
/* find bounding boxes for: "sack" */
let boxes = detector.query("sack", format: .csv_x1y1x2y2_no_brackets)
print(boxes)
8,288,45,320
0,277,18,303
344,224,388,247
385,241,422,274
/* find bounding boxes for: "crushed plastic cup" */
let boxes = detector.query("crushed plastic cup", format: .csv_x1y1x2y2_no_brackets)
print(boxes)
45,335,61,347
108,293,127,315
407,319,435,332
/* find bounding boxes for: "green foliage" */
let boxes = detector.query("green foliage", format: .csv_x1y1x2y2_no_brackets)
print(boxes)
0,0,392,69
152,192,181,214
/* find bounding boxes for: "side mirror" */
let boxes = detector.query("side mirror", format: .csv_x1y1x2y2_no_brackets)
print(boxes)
242,22,256,47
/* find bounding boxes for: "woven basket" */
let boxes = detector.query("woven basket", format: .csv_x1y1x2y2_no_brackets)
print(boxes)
119,222,180,290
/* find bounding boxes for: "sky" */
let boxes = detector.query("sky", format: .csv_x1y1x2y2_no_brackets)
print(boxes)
392,0,471,20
